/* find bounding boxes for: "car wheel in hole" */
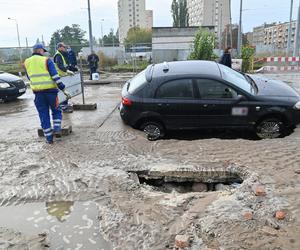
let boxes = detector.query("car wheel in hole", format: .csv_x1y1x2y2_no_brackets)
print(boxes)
255,117,285,139
140,121,165,141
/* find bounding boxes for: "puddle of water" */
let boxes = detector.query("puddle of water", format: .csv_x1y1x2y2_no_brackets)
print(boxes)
0,201,112,250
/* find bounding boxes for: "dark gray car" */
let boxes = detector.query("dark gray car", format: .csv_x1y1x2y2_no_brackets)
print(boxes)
0,71,27,101
120,60,300,140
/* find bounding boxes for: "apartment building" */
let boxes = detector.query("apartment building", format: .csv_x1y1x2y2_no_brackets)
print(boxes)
263,21,296,49
187,0,230,35
118,0,153,44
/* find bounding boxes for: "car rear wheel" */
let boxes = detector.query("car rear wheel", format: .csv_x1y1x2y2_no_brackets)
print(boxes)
140,121,165,141
255,118,284,139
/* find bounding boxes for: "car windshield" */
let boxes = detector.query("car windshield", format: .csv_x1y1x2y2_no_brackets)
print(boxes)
127,69,147,94
219,64,254,94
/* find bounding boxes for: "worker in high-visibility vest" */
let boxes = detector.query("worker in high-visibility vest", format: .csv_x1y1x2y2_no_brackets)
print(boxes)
54,42,74,113
24,43,71,144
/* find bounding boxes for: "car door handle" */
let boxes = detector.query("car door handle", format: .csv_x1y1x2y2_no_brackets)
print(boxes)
203,104,208,108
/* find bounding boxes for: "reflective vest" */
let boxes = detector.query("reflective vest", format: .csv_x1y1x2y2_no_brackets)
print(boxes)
24,55,57,91
54,51,68,76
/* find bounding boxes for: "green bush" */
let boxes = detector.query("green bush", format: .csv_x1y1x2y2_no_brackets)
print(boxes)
241,46,255,73
0,63,24,75
189,28,216,61
98,51,118,69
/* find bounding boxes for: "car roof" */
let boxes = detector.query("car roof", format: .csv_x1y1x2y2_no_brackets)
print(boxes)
149,60,221,80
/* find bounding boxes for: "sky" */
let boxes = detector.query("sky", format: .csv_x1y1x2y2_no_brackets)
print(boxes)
0,0,298,47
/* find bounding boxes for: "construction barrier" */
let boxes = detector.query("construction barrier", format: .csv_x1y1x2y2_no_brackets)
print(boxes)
256,56,300,73
57,73,82,103
263,57,300,62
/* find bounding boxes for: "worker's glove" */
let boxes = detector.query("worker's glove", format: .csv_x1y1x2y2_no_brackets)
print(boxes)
63,90,72,100
67,70,75,76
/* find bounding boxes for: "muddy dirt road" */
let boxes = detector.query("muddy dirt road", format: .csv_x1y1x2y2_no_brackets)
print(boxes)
0,74,300,249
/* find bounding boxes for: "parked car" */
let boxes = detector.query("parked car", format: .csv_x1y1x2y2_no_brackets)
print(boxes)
0,71,26,101
120,60,300,140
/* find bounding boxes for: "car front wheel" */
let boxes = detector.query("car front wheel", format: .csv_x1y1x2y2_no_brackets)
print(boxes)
255,118,284,139
140,121,165,141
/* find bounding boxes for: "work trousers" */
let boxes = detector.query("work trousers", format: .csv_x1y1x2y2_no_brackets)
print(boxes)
34,92,62,142
89,66,97,80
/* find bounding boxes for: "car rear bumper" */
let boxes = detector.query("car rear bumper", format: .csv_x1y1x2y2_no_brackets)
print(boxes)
119,104,134,126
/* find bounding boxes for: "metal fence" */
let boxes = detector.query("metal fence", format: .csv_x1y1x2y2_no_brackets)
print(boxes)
0,43,153,75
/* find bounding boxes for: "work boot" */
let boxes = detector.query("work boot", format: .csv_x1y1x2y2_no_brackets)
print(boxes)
46,139,54,144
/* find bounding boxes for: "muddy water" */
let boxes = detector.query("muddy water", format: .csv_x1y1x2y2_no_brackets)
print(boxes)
0,201,111,250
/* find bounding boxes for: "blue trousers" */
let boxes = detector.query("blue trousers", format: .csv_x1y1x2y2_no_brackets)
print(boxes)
34,92,62,142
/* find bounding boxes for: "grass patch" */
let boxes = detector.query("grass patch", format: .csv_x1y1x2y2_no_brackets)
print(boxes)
109,61,149,73
0,63,24,75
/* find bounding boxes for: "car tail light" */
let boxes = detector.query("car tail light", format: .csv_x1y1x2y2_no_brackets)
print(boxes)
122,97,133,106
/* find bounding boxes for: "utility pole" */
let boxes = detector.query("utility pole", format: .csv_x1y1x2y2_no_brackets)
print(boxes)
294,0,300,56
237,0,243,55
287,0,294,56
100,19,104,47
87,0,93,53
229,0,233,48
219,3,223,50
26,37,29,57
8,17,22,63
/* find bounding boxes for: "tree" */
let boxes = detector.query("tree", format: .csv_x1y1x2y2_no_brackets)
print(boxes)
49,24,88,55
189,28,216,60
171,0,189,27
124,27,152,48
241,46,255,73
101,29,119,47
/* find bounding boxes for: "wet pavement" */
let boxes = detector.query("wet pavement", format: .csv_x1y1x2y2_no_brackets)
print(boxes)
0,201,111,249
0,74,300,249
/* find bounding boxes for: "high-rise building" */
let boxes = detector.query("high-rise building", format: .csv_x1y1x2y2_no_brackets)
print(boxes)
187,0,230,36
118,0,153,44
145,10,153,30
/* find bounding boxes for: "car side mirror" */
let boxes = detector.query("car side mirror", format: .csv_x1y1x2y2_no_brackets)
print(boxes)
235,94,246,104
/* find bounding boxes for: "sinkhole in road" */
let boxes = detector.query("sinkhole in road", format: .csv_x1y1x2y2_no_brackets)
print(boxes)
130,166,245,193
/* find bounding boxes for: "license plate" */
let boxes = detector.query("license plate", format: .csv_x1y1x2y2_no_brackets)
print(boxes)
19,88,25,93
232,107,248,116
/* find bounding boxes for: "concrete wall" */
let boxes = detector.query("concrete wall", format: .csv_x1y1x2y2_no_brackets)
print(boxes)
81,46,125,61
152,26,213,63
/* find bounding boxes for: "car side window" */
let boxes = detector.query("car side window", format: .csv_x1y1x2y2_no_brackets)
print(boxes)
156,79,194,99
196,79,238,99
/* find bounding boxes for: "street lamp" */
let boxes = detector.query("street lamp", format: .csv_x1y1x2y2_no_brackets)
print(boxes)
287,0,294,56
100,19,104,47
237,0,243,56
87,0,94,53
8,17,22,63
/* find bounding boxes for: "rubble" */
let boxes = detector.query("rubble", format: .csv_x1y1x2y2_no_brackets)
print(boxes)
252,185,267,196
175,234,190,249
275,211,286,220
